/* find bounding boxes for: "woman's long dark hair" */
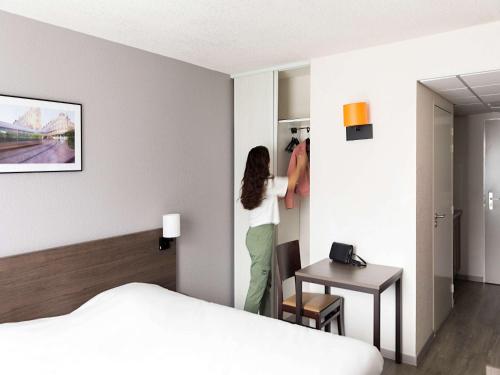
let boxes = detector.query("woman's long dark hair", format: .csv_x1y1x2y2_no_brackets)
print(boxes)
241,146,271,210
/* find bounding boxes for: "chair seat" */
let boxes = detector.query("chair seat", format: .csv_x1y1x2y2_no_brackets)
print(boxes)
283,292,340,313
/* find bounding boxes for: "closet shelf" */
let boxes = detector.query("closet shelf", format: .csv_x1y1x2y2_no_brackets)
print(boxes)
277,117,310,124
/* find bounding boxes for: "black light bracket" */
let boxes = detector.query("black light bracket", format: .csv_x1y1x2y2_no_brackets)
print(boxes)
346,123,373,141
159,237,176,251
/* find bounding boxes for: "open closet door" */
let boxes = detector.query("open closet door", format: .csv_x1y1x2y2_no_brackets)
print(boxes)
233,72,275,309
433,105,454,331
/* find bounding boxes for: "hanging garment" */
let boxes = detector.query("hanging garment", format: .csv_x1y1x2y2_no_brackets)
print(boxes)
285,141,310,209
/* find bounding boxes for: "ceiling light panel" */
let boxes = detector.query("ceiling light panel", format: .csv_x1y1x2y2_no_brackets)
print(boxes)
450,96,481,105
440,87,472,96
472,83,500,96
420,76,465,92
461,70,500,87
482,93,500,103
437,87,475,99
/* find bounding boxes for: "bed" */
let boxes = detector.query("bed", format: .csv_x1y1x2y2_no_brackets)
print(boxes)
0,229,383,374
0,282,383,375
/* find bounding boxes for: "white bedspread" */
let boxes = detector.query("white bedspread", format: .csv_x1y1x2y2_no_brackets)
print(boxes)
0,283,383,375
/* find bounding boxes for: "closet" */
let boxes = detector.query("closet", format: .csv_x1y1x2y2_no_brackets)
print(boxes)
234,66,311,317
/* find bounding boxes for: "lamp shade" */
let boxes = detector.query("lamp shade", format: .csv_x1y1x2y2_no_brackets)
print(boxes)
163,213,181,238
343,102,370,127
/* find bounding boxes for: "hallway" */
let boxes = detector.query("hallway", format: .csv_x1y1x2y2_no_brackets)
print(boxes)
383,280,500,374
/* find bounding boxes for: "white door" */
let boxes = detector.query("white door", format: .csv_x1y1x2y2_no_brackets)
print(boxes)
433,105,454,331
485,119,500,285
234,72,275,309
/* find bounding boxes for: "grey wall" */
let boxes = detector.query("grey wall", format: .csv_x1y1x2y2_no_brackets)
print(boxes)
454,112,500,281
0,11,233,306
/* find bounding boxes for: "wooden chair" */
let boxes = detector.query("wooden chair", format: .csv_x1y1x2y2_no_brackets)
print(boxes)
275,240,345,334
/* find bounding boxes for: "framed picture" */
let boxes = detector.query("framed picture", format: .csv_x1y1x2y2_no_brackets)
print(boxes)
0,94,82,173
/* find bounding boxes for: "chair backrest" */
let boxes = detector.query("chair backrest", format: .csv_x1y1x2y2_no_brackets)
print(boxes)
275,240,302,285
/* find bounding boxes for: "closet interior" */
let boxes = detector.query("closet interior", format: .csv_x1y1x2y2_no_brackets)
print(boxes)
274,67,311,306
233,65,311,317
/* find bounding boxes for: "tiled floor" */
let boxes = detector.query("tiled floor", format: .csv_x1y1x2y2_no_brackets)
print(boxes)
382,280,500,375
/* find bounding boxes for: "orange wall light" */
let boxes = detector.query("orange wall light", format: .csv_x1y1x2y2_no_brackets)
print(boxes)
343,102,373,141
343,102,369,127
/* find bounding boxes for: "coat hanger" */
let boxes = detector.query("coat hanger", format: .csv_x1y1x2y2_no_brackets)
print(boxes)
285,128,300,152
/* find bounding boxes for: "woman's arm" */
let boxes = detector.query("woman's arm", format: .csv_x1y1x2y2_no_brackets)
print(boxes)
287,152,308,191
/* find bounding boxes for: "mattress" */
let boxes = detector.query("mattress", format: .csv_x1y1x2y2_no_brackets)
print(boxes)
0,283,383,374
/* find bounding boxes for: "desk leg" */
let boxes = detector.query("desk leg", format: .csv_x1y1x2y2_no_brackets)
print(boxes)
396,277,402,364
295,277,302,325
373,291,381,350
325,286,330,295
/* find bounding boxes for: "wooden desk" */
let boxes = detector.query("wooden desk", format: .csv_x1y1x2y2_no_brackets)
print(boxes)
295,259,403,363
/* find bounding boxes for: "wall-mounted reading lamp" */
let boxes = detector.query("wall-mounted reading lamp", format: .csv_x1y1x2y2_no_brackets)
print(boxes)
159,213,180,251
343,102,373,141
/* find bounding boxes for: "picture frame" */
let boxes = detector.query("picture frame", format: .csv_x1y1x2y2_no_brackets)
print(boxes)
0,94,82,174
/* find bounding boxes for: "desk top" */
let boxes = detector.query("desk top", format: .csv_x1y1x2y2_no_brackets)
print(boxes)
295,259,403,293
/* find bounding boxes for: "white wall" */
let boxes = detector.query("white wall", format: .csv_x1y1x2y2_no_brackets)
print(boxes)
310,20,500,362
0,11,234,306
454,112,500,280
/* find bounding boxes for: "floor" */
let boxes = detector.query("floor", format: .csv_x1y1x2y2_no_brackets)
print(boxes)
383,280,500,375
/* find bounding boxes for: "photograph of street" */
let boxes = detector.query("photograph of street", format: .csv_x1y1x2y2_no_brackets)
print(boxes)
0,95,81,172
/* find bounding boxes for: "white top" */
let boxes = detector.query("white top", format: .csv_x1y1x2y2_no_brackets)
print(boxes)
248,177,288,227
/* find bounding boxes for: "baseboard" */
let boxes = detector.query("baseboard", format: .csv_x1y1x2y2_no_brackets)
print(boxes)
455,274,483,283
380,348,417,366
416,332,434,366
381,330,434,367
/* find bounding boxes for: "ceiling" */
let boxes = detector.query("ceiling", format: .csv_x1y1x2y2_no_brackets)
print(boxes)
0,0,500,74
421,70,500,116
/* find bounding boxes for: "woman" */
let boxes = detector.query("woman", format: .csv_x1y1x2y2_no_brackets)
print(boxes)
240,145,307,316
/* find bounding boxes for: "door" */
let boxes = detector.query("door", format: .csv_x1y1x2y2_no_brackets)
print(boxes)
433,105,454,331
234,72,275,309
485,119,500,284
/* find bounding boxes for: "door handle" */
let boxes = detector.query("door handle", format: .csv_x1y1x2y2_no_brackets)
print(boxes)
488,192,500,210
434,213,446,228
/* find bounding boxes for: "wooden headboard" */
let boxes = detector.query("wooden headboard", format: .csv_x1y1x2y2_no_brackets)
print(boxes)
0,228,176,324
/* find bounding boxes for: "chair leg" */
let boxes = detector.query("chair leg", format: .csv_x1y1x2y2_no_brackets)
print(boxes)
278,305,283,321
337,298,345,336
325,321,331,332
315,317,321,330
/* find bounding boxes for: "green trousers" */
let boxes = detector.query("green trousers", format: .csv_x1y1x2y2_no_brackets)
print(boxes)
244,224,274,317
